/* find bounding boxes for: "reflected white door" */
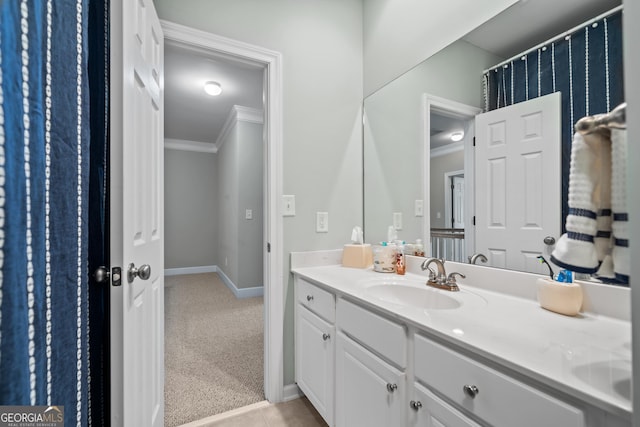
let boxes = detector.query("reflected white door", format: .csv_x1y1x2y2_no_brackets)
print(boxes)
452,175,465,229
475,92,560,273
111,0,164,425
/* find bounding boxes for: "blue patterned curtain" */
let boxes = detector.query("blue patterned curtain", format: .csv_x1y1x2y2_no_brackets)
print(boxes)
483,10,624,236
0,0,106,425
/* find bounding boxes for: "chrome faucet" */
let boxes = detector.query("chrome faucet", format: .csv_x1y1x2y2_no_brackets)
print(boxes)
468,253,488,264
420,257,465,291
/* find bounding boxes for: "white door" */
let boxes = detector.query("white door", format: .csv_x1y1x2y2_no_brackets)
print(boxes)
110,0,164,426
475,93,560,273
452,175,465,229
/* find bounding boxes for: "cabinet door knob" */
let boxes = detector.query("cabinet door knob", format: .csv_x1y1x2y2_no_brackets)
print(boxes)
306,295,314,301
386,383,398,393
463,384,479,398
409,400,422,410
322,333,330,341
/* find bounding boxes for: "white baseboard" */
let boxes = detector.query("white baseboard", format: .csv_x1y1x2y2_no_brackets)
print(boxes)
165,265,264,298
164,265,217,276
283,384,303,402
215,267,264,299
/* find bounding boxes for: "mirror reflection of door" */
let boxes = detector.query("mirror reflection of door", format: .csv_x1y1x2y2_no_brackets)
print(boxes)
444,171,465,229
475,92,561,274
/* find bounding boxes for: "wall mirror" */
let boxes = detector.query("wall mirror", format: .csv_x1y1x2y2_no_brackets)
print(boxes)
363,0,624,280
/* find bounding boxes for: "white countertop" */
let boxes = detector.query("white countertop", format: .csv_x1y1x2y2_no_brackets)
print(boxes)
291,261,632,418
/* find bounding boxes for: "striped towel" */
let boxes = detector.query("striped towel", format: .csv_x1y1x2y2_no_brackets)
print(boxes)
551,128,629,284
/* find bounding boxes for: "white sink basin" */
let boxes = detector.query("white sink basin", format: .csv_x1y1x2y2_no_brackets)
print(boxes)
364,284,461,310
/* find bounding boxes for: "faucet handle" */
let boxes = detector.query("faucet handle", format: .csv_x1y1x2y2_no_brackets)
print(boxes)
446,272,465,285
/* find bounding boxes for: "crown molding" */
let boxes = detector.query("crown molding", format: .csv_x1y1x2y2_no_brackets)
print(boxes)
430,140,464,158
214,105,264,151
165,138,217,154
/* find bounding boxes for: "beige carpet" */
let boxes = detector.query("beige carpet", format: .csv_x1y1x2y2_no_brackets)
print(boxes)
164,272,264,427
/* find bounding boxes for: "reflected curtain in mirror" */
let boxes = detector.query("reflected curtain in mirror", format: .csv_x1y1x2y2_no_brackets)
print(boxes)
483,10,623,231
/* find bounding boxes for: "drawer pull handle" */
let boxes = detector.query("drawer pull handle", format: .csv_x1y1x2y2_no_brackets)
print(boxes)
409,400,422,411
463,384,479,398
322,333,331,341
306,295,314,302
386,383,398,393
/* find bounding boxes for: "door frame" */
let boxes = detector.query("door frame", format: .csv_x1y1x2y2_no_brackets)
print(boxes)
161,21,285,403
422,94,481,258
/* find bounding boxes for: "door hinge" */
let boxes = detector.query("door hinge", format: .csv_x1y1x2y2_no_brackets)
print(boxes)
267,242,271,253
472,216,476,226
473,137,476,147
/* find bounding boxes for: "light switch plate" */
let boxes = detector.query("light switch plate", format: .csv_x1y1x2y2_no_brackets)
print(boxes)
414,199,424,217
282,195,296,216
245,209,253,220
316,212,329,233
393,212,403,230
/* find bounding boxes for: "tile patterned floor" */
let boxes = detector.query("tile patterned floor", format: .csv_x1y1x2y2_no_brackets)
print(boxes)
182,397,329,427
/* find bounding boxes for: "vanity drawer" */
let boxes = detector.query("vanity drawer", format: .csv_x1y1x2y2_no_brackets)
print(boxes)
337,297,406,368
414,334,585,427
297,278,335,322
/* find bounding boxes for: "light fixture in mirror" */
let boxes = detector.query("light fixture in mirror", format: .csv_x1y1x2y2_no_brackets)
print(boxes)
450,132,464,142
204,81,223,96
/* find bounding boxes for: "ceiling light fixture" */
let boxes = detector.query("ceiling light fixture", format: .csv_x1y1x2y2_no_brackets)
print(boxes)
450,131,464,142
204,81,222,96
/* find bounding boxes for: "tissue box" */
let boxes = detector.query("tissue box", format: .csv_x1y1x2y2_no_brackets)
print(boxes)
342,244,373,268
536,278,583,316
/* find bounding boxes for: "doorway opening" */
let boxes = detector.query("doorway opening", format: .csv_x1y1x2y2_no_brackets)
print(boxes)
423,94,481,262
161,21,283,426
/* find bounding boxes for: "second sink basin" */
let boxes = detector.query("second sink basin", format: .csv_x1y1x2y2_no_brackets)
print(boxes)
365,284,461,310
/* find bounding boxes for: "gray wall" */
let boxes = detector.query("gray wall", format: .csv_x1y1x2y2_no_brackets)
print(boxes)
216,123,240,285
237,122,264,289
430,150,464,229
164,149,218,269
364,40,503,244
363,0,518,96
155,0,364,386
215,120,264,289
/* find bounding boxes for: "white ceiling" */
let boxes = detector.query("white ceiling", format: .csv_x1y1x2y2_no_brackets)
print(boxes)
463,0,621,60
164,42,264,144
164,0,622,147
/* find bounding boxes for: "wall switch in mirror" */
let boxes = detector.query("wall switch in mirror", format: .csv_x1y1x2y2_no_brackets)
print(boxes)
393,212,402,230
316,212,329,233
414,200,424,217
282,195,295,216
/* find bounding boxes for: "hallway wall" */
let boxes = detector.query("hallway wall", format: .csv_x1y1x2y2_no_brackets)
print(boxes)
164,149,218,269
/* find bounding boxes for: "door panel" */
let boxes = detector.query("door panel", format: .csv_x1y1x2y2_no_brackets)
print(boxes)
475,93,561,273
111,0,164,425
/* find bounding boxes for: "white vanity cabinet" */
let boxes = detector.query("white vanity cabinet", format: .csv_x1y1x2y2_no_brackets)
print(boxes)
295,278,336,426
335,298,407,427
409,382,480,427
335,332,406,427
413,334,586,427
292,271,631,427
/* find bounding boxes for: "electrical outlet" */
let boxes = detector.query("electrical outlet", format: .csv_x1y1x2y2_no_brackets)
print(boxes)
393,212,403,230
414,199,424,217
282,195,296,216
316,212,329,233
245,209,253,220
